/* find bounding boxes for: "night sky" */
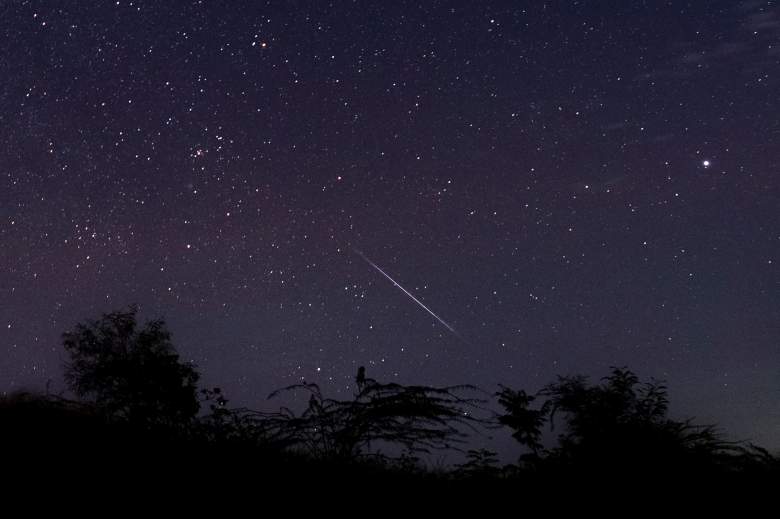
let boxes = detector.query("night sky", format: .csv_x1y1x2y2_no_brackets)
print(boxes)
1,1,778,451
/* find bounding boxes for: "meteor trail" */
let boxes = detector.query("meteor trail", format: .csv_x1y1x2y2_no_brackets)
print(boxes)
353,248,459,335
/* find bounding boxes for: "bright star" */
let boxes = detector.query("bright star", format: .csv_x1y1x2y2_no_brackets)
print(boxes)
702,160,711,167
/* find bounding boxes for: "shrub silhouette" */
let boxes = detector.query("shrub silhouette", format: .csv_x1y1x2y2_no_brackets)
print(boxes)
496,367,768,477
453,448,502,479
62,306,200,428
254,367,485,461
496,387,548,455
0,391,102,447
12,305,771,483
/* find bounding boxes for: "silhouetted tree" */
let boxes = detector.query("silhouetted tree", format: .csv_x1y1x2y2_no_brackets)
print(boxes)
498,367,756,475
63,306,200,428
258,367,485,461
496,387,548,455
540,368,730,465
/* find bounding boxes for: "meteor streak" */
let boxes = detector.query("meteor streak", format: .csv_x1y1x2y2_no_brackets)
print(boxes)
353,248,458,335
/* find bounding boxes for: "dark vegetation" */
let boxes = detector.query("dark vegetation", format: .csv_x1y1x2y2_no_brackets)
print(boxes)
2,307,777,488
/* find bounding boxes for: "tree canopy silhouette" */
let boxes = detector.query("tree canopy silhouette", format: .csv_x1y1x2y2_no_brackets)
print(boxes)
497,367,762,476
33,306,776,482
63,306,200,428
249,367,485,461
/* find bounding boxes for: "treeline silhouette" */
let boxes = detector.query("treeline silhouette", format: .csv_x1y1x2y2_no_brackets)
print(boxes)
2,307,777,487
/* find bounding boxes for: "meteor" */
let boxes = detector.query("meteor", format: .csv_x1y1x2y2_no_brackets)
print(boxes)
353,248,459,335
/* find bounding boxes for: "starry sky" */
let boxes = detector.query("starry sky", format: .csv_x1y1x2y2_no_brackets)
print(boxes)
1,1,778,451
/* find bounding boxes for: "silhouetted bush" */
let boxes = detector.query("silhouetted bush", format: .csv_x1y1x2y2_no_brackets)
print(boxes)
6,308,776,486
498,367,777,479
250,367,486,461
62,306,200,428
